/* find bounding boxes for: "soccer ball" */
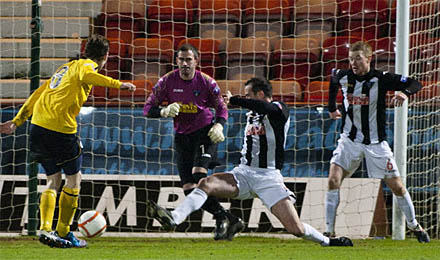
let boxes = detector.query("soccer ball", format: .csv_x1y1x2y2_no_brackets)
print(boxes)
78,210,107,238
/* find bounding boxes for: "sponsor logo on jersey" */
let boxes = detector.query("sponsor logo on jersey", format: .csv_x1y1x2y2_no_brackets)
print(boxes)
193,90,200,96
173,89,184,92
347,94,369,105
180,102,198,113
246,124,266,136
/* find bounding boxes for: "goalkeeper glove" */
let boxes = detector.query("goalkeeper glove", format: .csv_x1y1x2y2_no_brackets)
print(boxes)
208,123,225,144
160,102,181,118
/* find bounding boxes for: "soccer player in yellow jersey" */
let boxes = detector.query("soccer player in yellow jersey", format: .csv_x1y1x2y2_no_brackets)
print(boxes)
0,35,136,248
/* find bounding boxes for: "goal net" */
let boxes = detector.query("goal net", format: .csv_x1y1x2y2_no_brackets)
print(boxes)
0,0,438,239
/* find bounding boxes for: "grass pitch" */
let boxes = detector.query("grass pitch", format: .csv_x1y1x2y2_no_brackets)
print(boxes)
0,236,439,260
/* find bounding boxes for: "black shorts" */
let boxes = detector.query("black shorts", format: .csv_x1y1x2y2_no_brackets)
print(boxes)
174,124,219,186
29,124,82,176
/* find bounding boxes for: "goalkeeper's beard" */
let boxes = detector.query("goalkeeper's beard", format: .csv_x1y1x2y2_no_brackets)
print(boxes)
180,67,194,79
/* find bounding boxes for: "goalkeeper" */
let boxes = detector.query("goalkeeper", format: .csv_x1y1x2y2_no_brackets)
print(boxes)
143,44,243,240
324,41,429,243
0,35,136,248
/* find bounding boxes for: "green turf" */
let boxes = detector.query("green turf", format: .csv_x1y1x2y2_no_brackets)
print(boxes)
0,236,439,260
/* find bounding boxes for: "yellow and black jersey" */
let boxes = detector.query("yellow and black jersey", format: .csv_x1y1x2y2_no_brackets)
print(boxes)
12,59,122,134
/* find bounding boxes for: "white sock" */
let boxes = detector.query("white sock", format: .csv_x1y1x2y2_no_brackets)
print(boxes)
303,223,330,246
325,189,340,233
396,192,418,229
171,188,208,225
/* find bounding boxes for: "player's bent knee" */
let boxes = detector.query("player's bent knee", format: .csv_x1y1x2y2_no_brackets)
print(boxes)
328,177,341,190
197,176,215,194
386,177,406,196
197,177,209,189
392,186,406,196
47,173,62,190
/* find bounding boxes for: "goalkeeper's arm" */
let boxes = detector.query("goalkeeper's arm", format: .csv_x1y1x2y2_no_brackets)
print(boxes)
144,102,181,118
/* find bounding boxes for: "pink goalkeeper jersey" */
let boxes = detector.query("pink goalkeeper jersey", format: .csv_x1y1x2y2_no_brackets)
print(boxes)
143,70,228,134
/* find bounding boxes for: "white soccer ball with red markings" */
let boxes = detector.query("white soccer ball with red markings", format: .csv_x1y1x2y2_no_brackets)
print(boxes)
78,210,107,238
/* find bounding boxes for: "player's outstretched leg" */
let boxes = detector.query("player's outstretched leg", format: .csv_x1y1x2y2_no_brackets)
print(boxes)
329,236,354,246
147,200,177,230
39,230,72,248
409,224,430,243
225,218,245,241
58,231,87,248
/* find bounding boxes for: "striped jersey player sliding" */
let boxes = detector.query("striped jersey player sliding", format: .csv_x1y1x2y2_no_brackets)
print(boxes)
147,77,353,247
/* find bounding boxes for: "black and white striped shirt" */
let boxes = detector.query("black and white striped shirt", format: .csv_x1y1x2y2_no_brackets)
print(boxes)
328,69,422,144
230,97,290,170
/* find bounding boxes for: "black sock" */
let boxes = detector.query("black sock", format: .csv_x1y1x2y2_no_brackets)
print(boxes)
201,196,226,220
224,210,239,224
187,172,239,223
184,189,226,220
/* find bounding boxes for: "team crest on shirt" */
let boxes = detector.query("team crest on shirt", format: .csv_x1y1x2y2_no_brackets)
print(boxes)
193,90,201,96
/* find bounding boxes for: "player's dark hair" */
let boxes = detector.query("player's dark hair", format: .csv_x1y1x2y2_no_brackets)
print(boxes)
84,34,109,61
177,44,199,60
245,77,273,98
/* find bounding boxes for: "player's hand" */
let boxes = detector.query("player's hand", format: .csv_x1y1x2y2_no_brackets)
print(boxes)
160,102,181,118
329,110,342,120
391,92,408,107
0,121,17,134
208,123,225,144
120,82,136,92
224,90,232,105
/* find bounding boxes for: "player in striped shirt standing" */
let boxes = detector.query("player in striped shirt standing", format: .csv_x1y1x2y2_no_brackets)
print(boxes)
147,77,353,246
324,41,430,243
0,35,136,248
